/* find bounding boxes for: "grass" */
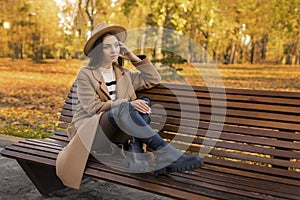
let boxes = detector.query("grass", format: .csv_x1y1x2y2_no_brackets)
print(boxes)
0,58,81,138
175,62,300,91
0,58,300,138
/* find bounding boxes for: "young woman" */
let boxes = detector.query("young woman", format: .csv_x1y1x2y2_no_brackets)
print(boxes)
56,23,204,189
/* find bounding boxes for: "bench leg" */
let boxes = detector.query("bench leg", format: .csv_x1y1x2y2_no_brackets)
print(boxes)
17,160,66,196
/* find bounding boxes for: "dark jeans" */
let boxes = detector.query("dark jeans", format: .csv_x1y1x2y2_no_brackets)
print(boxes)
92,97,151,151
108,96,151,127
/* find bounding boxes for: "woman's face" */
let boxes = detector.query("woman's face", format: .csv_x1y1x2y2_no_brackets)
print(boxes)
102,35,120,64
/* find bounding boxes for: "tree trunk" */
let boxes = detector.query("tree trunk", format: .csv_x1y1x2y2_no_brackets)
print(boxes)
20,43,23,59
250,43,255,64
296,54,300,64
229,43,236,64
261,34,268,61
155,27,164,60
85,0,94,31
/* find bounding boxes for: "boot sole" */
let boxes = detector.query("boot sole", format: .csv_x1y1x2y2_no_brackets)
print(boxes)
123,156,153,173
167,159,204,173
155,159,204,175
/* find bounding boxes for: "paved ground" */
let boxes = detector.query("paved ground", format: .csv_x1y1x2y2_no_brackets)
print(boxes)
0,134,172,200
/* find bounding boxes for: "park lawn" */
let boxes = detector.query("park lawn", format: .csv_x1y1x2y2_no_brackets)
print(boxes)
0,58,300,138
0,58,81,138
177,62,300,91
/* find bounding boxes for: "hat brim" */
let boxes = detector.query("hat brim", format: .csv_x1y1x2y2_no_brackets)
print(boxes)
83,25,127,56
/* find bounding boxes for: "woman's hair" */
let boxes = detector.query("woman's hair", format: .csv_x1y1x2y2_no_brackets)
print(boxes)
87,32,123,68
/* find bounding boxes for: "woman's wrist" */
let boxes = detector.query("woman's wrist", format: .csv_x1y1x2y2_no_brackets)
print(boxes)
130,54,142,62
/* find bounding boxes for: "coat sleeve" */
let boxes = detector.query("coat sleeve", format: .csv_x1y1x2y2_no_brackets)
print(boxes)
76,69,128,115
129,55,161,91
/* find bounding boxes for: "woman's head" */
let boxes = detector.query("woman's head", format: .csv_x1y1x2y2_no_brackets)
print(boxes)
88,33,121,67
84,23,127,68
84,22,127,56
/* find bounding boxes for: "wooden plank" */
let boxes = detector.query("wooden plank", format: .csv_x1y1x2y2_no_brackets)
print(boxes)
57,122,69,129
159,130,300,159
155,123,300,149
85,167,217,200
208,148,300,169
154,83,300,98
167,141,300,170
87,162,272,200
150,115,300,141
60,110,73,118
138,88,300,106
167,172,294,200
203,157,300,180
187,168,300,196
50,134,69,142
152,117,300,140
62,103,73,111
14,142,62,153
150,106,300,131
0,149,56,166
59,115,72,123
54,130,68,137
65,98,76,105
150,118,300,150
203,164,300,187
149,101,300,124
20,139,65,149
5,145,58,160
142,93,300,115
173,171,300,200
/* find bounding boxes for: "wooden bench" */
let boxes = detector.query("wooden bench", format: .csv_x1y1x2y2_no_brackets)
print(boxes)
1,82,300,200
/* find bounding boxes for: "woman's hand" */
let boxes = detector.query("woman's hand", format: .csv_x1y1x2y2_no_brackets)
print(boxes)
119,42,141,62
131,99,151,114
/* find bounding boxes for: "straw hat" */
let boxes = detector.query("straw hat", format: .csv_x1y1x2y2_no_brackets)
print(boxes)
83,22,127,56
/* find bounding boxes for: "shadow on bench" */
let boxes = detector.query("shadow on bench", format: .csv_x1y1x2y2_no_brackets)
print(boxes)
1,82,300,200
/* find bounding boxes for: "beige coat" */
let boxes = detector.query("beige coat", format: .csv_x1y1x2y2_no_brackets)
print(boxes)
56,56,161,189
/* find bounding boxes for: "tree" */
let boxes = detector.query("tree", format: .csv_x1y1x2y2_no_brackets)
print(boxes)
0,0,60,60
269,0,300,64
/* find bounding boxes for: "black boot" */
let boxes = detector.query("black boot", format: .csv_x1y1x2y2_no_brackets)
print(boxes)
138,134,204,175
122,96,154,172
123,136,153,172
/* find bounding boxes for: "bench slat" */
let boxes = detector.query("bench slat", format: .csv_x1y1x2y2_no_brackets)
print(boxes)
174,170,300,199
204,157,300,181
139,87,300,106
152,116,300,140
153,123,300,150
193,168,300,194
155,83,300,98
50,134,70,142
149,100,300,124
169,172,298,200
54,130,68,137
159,130,300,159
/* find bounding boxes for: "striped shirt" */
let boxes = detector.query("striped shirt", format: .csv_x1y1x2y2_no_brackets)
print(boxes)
102,67,116,101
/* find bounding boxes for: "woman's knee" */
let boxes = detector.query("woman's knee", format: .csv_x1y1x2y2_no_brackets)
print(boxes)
109,102,136,125
111,101,147,127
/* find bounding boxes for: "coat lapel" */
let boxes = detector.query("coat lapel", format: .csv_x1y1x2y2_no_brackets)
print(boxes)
91,67,111,99
114,66,129,99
